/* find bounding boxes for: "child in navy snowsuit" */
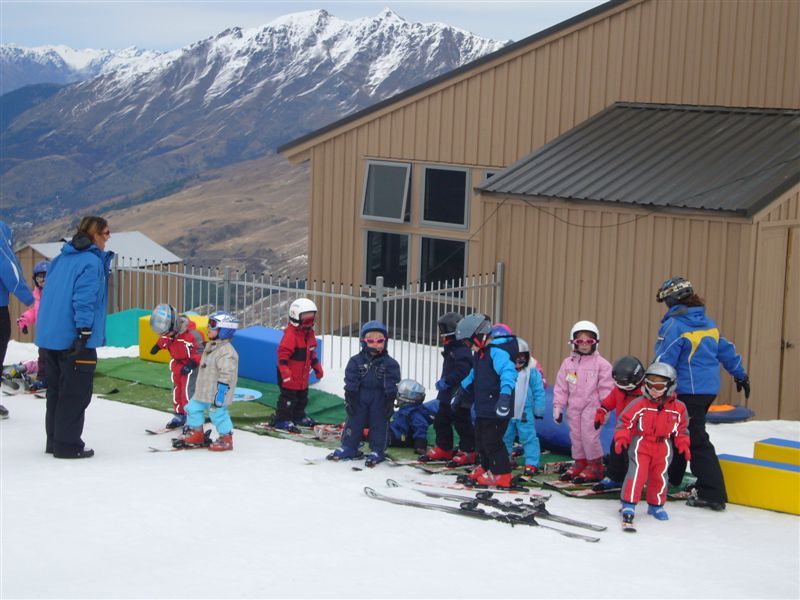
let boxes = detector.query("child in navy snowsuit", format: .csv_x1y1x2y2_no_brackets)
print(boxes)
390,398,440,454
329,321,401,467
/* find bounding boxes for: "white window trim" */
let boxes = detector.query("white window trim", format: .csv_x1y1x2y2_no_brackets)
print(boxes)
363,229,411,288
417,235,468,289
361,160,412,224
419,164,470,230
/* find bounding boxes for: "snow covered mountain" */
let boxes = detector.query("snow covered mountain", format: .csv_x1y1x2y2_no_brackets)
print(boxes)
2,9,506,228
0,44,162,94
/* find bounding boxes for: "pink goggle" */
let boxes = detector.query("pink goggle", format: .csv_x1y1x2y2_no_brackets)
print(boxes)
573,337,597,345
363,337,386,345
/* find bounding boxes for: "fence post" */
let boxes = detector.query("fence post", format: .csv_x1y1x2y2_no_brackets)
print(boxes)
375,276,384,323
494,261,505,323
112,254,120,314
223,266,231,313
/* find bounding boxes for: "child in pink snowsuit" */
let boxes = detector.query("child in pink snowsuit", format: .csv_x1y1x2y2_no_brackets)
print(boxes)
553,320,613,483
16,260,50,390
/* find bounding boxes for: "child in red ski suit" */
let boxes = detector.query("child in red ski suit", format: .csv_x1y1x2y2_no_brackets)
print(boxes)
274,298,323,433
553,320,613,483
615,362,690,522
150,306,205,430
16,260,50,390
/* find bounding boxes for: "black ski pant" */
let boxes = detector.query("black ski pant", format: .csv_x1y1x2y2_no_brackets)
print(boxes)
0,306,9,366
44,347,96,456
475,417,512,475
605,442,628,483
275,387,309,422
668,393,728,503
433,401,475,452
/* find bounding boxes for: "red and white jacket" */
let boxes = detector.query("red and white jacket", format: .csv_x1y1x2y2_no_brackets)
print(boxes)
614,393,690,448
277,325,321,390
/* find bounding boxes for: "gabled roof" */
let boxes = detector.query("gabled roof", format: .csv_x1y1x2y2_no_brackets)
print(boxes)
278,0,627,155
477,103,800,216
27,231,182,264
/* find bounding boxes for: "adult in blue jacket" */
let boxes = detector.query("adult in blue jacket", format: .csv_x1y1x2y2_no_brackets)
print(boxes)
36,216,113,459
0,221,35,419
653,276,750,511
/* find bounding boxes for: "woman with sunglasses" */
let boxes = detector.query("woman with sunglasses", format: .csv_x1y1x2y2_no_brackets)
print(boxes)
36,216,113,458
553,320,614,483
16,260,50,391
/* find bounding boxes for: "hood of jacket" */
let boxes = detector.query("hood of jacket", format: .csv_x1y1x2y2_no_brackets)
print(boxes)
661,305,711,328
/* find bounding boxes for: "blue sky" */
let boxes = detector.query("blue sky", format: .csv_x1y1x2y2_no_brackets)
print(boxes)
1,1,606,50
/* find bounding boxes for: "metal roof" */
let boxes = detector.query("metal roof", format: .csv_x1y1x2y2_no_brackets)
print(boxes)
477,103,800,216
28,231,182,264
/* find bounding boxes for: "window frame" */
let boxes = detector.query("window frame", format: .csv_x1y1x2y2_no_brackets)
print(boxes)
417,235,468,290
361,160,412,224
419,164,470,230
363,229,411,288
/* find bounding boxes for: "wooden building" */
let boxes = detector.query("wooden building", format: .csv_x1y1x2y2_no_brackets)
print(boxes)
280,0,799,418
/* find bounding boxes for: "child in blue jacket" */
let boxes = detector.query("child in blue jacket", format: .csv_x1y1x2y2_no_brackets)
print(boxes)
328,321,401,467
503,338,546,476
388,379,439,455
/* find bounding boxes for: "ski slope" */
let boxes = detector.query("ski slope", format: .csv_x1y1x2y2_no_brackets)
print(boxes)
1,342,798,599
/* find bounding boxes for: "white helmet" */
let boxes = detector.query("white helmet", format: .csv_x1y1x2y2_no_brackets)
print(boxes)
289,298,318,327
150,303,178,335
569,320,600,342
643,362,678,403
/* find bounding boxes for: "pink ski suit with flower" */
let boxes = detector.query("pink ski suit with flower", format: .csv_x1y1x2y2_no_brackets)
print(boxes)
554,351,614,461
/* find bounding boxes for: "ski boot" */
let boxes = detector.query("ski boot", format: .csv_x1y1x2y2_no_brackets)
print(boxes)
475,470,512,489
29,379,47,393
173,427,211,449
209,433,233,452
272,420,301,434
419,446,455,462
456,465,485,485
296,416,316,428
364,452,385,468
413,441,428,456
0,404,8,420
591,477,622,492
447,450,476,468
573,459,603,484
686,488,726,511
647,504,669,520
165,413,187,430
621,502,636,531
523,465,540,477
559,458,587,481
326,447,364,461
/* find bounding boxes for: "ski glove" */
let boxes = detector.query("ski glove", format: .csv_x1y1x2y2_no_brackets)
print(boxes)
156,336,171,349
66,328,92,359
450,386,467,411
344,391,357,417
495,393,513,418
312,362,324,380
553,406,563,424
17,319,28,335
385,394,397,418
278,365,292,384
180,360,197,375
149,343,161,355
735,376,751,399
594,407,608,430
214,383,229,408
435,378,449,392
614,430,632,455
674,436,691,461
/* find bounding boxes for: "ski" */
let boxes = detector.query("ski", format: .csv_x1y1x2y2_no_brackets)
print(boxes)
148,445,207,452
406,477,550,498
622,515,637,533
145,428,178,435
364,487,600,542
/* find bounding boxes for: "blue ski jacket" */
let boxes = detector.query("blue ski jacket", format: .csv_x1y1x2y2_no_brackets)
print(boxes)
344,349,401,403
0,221,34,307
653,305,747,395
36,237,114,350
390,399,439,443
436,339,474,402
460,338,518,419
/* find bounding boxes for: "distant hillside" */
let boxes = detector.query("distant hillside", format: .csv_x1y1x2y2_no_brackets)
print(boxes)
0,83,65,130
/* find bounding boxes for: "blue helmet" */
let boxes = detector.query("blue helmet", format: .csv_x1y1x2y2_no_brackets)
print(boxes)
208,311,239,340
33,260,50,276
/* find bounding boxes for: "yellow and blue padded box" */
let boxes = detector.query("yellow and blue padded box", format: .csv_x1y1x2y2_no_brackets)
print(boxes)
753,438,800,466
138,314,209,363
718,453,800,515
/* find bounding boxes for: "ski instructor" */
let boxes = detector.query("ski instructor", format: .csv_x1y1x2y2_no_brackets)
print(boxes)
36,216,114,459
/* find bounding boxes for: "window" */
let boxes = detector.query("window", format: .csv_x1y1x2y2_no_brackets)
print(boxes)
421,166,469,228
420,237,466,288
365,231,409,288
362,161,411,222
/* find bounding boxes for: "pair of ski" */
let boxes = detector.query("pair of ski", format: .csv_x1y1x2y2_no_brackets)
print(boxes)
533,478,620,498
366,482,603,542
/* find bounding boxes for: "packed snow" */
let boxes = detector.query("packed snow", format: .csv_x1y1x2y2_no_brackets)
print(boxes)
1,341,798,599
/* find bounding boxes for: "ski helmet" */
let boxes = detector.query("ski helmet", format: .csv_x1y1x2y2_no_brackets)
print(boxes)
32,260,50,287
208,311,239,340
455,313,492,349
612,355,645,391
150,303,179,335
360,320,388,354
396,379,426,406
490,323,514,338
569,320,599,342
516,337,531,367
642,362,677,402
656,276,694,307
437,312,463,338
289,298,318,328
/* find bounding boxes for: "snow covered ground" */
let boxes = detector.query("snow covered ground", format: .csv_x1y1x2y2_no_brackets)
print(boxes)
2,342,799,599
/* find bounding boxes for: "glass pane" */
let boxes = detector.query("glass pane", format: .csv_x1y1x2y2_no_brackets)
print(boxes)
363,163,409,220
420,237,465,287
365,231,408,288
423,168,467,225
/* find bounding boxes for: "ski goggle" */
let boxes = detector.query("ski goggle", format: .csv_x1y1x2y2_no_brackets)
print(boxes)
615,381,639,391
573,337,597,345
299,313,316,327
208,318,238,330
363,337,386,345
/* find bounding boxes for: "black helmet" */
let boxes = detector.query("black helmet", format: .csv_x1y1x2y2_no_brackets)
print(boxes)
455,313,492,348
612,355,645,391
656,276,693,307
437,312,463,337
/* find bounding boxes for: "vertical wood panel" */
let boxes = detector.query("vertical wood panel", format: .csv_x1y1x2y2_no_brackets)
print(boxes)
504,58,521,165
517,53,535,160
477,70,494,165
440,86,455,163
451,81,467,164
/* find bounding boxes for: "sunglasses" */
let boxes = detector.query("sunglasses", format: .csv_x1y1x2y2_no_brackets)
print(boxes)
573,337,597,345
363,337,386,345
101,229,111,237
645,378,669,391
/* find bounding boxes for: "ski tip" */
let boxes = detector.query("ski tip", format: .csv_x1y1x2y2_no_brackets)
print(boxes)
386,478,400,488
364,487,378,498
